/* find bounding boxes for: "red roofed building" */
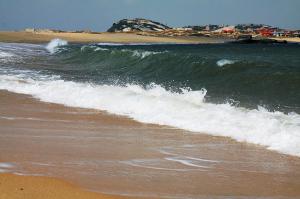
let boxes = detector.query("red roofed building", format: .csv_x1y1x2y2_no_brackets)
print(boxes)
213,26,236,34
222,28,235,34
257,28,276,37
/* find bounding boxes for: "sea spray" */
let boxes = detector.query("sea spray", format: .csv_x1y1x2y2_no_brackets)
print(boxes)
216,59,236,67
46,38,68,54
0,51,14,58
0,73,299,157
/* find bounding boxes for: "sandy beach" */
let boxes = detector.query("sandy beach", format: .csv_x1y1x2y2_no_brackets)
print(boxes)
0,90,300,198
271,37,300,43
1,0,300,198
0,173,131,199
0,31,299,45
0,31,225,44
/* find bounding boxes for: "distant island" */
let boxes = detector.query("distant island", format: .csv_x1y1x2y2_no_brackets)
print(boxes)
0,18,299,44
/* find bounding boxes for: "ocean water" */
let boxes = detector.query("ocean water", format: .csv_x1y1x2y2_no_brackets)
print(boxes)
0,39,300,157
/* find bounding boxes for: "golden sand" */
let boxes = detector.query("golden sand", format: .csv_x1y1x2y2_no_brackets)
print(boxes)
272,37,300,43
0,31,223,44
0,91,300,198
0,173,131,199
0,31,299,45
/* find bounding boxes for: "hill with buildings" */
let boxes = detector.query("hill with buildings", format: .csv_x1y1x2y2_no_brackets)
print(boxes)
106,19,300,39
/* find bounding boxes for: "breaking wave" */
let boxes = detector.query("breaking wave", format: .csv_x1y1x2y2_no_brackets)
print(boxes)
121,49,167,59
46,38,68,54
79,44,167,59
1,41,300,157
0,51,14,58
216,59,236,67
0,72,299,157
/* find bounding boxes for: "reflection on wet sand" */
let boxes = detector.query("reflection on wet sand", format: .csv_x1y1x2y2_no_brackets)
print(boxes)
0,91,300,199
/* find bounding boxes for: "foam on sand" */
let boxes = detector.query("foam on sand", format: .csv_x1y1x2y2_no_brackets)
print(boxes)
165,157,212,169
0,162,14,168
0,162,15,173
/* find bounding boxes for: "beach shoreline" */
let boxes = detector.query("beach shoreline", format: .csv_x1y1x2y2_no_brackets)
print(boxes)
270,37,300,43
0,31,227,44
0,31,299,45
0,90,300,198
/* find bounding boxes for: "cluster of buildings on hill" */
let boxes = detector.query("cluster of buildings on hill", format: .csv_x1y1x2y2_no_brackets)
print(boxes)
107,19,300,38
184,24,300,37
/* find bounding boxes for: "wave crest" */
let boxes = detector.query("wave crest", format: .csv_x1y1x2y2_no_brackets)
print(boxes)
46,38,68,54
217,59,236,67
0,51,14,58
121,49,166,59
0,73,300,157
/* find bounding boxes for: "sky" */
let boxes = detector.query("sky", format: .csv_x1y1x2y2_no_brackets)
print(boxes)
0,0,300,31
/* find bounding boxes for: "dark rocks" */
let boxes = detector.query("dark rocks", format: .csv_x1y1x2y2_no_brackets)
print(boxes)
107,18,170,32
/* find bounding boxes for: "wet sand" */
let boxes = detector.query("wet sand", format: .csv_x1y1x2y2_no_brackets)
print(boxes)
0,173,131,199
0,90,300,198
0,31,225,44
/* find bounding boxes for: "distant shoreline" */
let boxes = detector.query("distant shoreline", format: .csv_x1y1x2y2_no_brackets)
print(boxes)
0,31,299,45
0,31,229,44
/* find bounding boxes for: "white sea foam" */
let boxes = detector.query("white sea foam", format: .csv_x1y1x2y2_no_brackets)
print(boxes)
217,59,236,67
0,74,300,157
0,163,15,173
133,50,164,59
46,38,68,54
0,51,16,63
158,149,220,163
0,162,14,168
122,159,197,172
0,51,14,58
97,42,126,46
121,49,165,59
165,157,212,169
81,45,110,52
0,43,45,61
94,47,109,51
